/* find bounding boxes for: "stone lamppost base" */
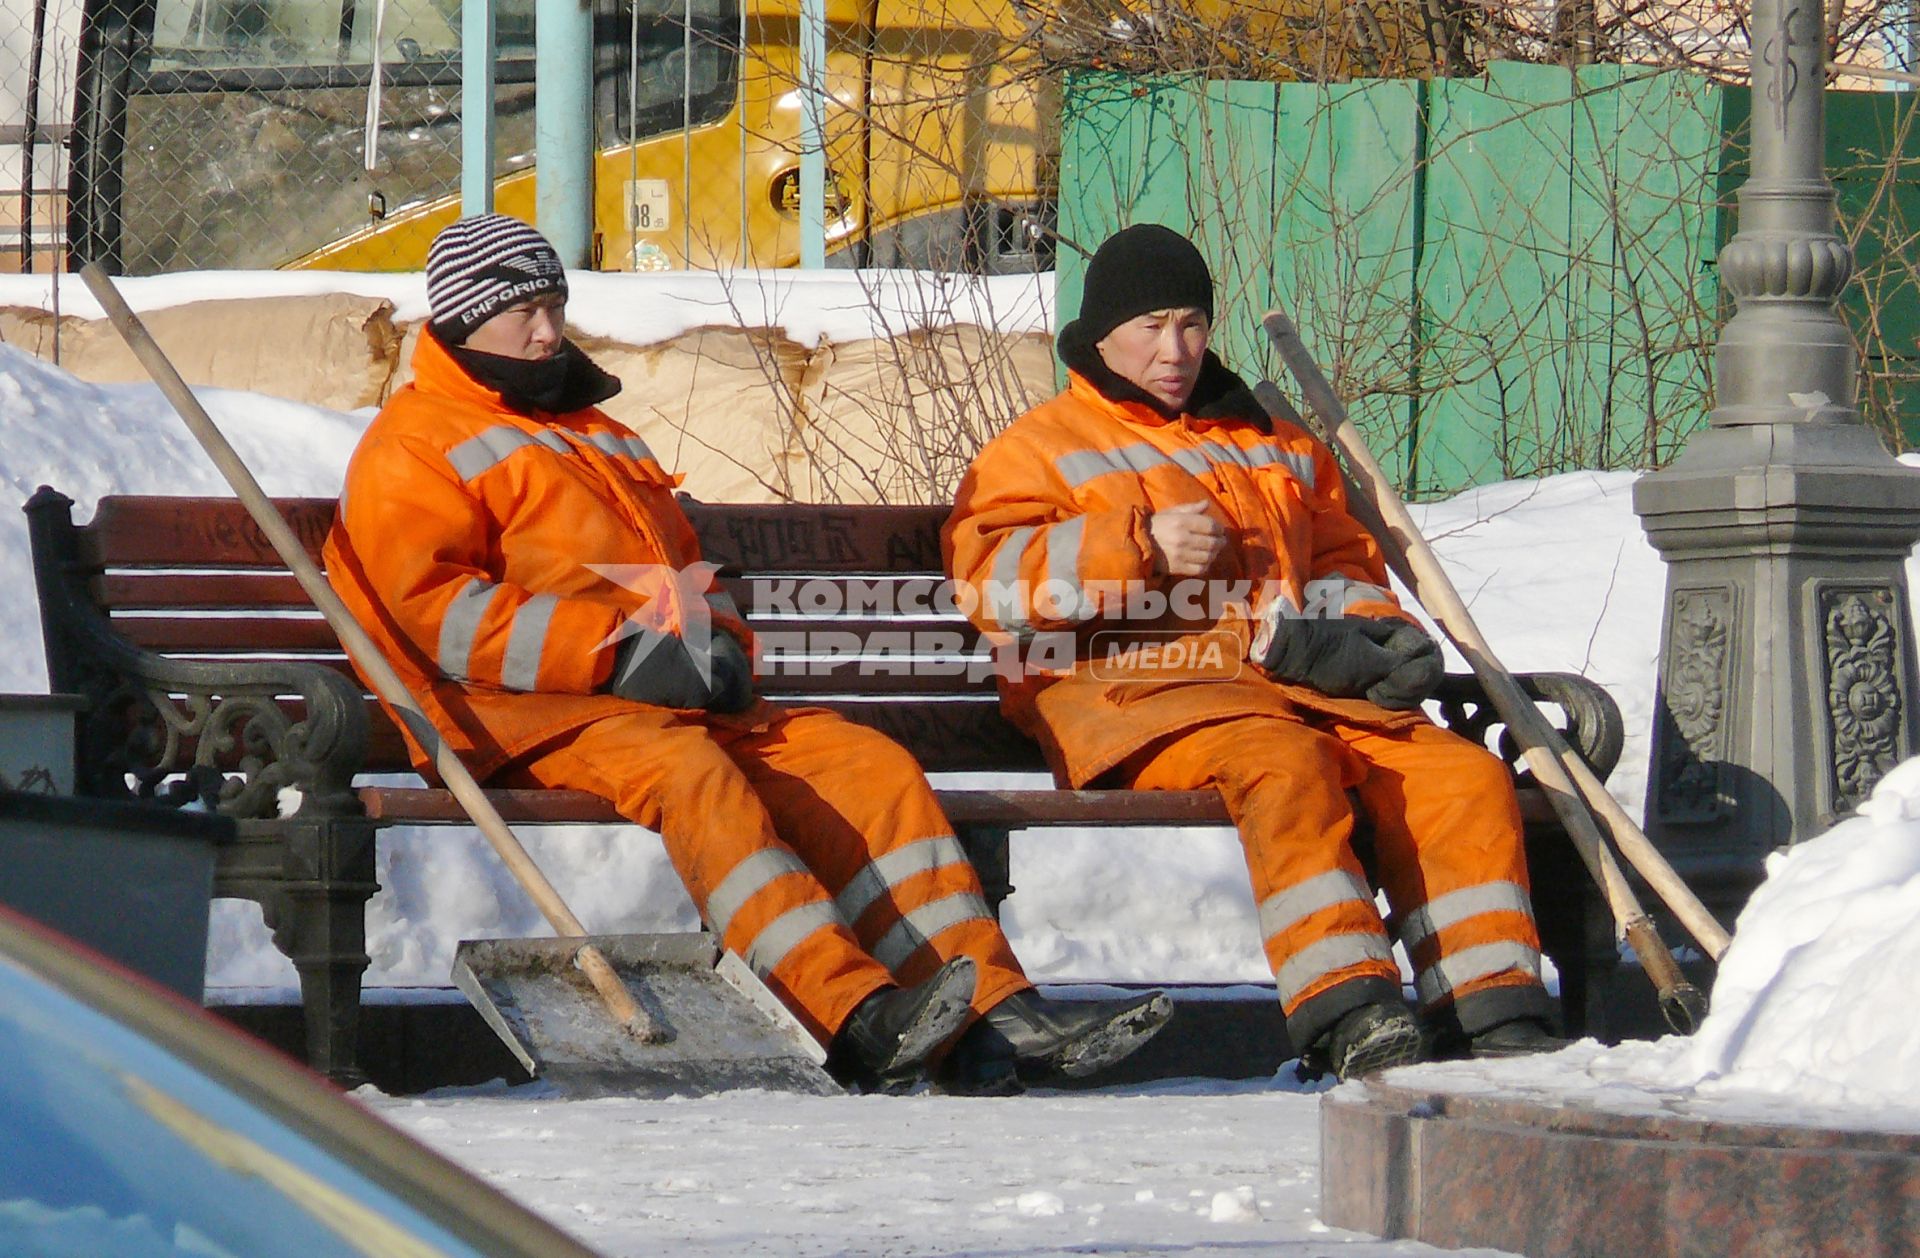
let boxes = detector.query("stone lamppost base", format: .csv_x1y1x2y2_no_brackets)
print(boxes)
1322,1060,1919,1257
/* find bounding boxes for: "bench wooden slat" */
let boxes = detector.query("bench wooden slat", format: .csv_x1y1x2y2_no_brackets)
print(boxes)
348,698,1044,775
357,783,1559,833
356,785,1234,827
354,784,1557,829
686,501,947,574
756,666,992,697
742,616,983,645
807,698,1040,771
115,616,338,652
96,571,315,610
80,495,335,568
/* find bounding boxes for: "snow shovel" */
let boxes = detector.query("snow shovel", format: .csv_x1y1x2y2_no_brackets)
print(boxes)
1259,306,1722,1034
79,262,838,1095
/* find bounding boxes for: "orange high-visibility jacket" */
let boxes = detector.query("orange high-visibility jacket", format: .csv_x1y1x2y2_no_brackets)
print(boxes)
323,332,749,779
943,371,1425,787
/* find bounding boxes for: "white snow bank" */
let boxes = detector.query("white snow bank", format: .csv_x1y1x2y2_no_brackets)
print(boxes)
0,267,1055,347
0,342,364,697
1594,753,1920,1117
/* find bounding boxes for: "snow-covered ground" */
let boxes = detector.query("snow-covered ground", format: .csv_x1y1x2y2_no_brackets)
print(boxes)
8,267,1920,1256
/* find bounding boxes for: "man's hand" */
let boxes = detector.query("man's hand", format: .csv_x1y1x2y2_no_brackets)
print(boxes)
1147,500,1229,577
1254,615,1442,710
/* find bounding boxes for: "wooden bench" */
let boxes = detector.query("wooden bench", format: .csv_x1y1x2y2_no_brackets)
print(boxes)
27,488,1625,1084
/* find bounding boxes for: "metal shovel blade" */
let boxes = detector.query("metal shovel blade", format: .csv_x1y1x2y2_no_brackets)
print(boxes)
451,933,840,1097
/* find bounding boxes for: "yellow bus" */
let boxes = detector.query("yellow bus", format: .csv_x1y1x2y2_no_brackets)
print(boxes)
56,0,1412,274
64,0,1058,273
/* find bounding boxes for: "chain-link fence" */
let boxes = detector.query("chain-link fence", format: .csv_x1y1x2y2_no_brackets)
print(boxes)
2,0,80,273
0,0,1070,276
7,0,1920,278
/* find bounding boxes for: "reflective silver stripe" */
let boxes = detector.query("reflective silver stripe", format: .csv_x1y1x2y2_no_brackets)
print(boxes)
436,578,499,681
1044,515,1095,622
1274,932,1396,1007
872,892,993,971
1256,870,1376,943
1338,581,1393,612
1241,442,1318,488
501,592,558,691
985,525,1036,638
1055,442,1170,489
1168,446,1216,477
835,835,969,925
1413,941,1542,1007
743,900,845,977
585,431,657,463
704,848,814,944
1180,440,1319,487
1397,881,1535,954
1054,440,1317,492
446,425,574,479
1323,575,1394,615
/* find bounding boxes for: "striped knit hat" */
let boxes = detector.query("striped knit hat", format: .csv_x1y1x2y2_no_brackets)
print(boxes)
425,213,569,345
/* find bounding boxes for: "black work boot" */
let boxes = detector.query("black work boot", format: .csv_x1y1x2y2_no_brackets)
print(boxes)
826,957,977,1093
1463,1017,1572,1059
938,988,1173,1091
1302,1000,1425,1082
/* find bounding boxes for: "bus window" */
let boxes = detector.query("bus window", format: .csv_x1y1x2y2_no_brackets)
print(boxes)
147,0,466,70
594,0,740,149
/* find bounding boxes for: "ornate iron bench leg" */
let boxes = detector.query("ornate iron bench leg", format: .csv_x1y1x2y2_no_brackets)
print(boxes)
957,825,1015,917
253,814,379,1086
1522,826,1616,1038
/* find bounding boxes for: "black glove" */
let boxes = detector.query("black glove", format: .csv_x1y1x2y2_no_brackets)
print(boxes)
1257,616,1442,710
1363,622,1444,710
607,628,757,712
703,630,758,714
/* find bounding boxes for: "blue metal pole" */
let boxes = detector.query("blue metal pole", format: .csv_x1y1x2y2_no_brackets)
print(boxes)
460,0,496,215
798,0,827,267
535,0,595,265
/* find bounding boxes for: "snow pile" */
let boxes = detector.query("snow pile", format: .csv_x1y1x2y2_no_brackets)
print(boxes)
0,343,362,700
1606,756,1920,1112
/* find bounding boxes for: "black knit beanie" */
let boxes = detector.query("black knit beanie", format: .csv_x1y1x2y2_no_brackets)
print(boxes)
426,213,570,346
1062,224,1215,347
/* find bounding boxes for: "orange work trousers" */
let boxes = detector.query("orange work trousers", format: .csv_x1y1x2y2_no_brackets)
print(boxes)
495,704,1032,1043
1118,712,1548,1047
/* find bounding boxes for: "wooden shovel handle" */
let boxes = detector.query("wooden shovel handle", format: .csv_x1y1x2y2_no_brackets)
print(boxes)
1261,308,1728,1009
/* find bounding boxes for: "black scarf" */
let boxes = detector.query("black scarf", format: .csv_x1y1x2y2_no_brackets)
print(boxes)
446,337,624,415
1054,318,1270,430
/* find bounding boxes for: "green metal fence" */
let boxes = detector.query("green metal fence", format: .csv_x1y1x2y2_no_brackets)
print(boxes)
1060,65,1920,496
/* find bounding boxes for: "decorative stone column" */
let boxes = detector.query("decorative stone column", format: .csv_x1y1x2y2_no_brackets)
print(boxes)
1633,0,1920,915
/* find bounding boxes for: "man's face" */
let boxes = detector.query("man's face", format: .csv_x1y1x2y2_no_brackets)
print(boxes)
1094,307,1211,411
464,293,567,360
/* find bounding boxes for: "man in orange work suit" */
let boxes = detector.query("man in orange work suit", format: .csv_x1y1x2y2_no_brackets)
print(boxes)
944,224,1567,1081
323,214,1170,1094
